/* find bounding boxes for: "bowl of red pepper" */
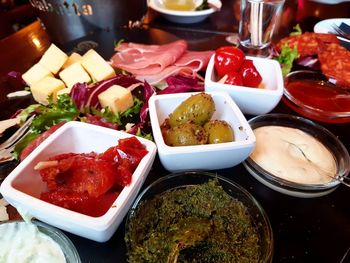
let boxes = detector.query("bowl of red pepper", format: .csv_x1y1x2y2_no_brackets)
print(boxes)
0,121,157,242
205,46,284,116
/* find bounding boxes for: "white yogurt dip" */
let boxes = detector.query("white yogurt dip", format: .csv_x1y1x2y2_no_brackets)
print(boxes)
0,222,66,263
251,126,337,185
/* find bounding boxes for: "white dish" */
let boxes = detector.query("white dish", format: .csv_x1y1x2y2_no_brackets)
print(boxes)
149,91,256,172
308,0,350,4
0,121,157,242
147,0,221,24
204,55,284,116
314,18,350,33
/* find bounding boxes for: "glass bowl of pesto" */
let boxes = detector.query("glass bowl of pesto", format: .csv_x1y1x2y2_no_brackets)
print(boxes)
0,220,81,263
125,171,273,263
243,114,350,198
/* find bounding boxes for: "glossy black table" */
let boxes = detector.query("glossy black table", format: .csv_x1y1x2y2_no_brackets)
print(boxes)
1,24,349,262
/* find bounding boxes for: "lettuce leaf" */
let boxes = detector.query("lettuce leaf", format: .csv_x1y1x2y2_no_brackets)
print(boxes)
275,43,299,76
31,94,79,133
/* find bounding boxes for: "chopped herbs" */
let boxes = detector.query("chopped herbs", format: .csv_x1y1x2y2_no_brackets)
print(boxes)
126,179,261,263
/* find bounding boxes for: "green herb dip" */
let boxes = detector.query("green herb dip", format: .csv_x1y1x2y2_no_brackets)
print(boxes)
126,179,261,263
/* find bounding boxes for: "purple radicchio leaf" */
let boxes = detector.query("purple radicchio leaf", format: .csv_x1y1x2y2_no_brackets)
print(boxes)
70,82,90,112
128,81,156,135
6,71,27,90
158,75,204,95
70,74,141,112
86,75,141,109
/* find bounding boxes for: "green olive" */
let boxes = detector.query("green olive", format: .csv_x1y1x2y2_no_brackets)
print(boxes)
203,120,235,144
168,93,215,127
164,123,208,146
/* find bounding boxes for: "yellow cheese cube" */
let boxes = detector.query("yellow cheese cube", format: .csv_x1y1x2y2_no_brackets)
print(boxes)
22,63,53,86
30,77,66,105
59,62,91,88
98,85,133,114
81,49,116,82
39,43,68,74
62,52,82,69
56,87,72,98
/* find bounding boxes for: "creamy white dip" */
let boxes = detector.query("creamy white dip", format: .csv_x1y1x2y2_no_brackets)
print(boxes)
251,126,337,185
0,222,66,263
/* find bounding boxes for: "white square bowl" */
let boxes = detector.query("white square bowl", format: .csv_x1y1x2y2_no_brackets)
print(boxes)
149,91,256,172
204,55,284,115
0,121,157,242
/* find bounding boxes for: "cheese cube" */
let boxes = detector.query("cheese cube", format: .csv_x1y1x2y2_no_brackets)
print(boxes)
59,62,91,88
56,88,72,98
39,43,68,74
81,49,116,82
98,85,133,114
62,52,82,69
30,77,65,105
22,63,53,86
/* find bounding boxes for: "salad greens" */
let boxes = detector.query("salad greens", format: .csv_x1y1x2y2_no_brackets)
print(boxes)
275,24,302,76
275,43,299,77
31,94,79,133
10,72,204,159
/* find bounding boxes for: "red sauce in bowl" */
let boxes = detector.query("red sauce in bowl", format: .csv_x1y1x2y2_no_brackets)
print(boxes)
283,71,350,123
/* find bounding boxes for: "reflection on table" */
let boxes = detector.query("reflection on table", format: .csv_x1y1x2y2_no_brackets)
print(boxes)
0,0,350,262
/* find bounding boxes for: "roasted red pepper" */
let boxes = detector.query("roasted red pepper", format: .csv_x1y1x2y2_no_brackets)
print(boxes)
224,72,243,86
38,137,148,217
239,59,263,88
214,46,245,78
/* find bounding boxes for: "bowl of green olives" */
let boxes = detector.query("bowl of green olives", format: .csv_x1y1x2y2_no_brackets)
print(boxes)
148,92,256,172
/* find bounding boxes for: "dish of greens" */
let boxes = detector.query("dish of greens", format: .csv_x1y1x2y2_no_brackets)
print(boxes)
125,178,262,263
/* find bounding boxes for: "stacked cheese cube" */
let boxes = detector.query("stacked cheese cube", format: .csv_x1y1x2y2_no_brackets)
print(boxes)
21,44,133,115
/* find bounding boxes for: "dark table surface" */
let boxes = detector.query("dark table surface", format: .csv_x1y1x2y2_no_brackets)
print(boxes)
1,0,350,262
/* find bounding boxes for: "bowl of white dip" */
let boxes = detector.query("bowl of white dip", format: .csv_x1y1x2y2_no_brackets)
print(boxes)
0,220,81,263
243,114,350,198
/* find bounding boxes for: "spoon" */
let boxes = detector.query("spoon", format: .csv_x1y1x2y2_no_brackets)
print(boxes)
283,139,350,187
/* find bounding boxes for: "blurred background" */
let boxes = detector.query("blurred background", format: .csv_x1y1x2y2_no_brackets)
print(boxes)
0,0,349,41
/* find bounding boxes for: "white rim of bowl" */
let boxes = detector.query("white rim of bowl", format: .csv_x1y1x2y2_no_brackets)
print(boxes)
245,113,350,192
148,0,217,17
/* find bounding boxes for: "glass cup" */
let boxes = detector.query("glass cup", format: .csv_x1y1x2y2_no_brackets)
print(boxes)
239,0,285,50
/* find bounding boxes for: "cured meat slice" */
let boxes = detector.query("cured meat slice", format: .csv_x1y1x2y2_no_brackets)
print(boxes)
135,65,195,85
318,43,350,88
134,50,213,85
110,40,188,75
174,50,214,71
276,32,339,57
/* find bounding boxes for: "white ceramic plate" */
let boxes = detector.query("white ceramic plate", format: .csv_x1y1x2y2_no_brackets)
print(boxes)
308,0,350,4
147,0,221,24
314,18,350,33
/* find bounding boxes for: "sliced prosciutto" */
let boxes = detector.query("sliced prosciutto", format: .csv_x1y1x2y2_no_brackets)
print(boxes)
134,50,213,85
110,40,214,85
174,50,214,71
110,40,187,76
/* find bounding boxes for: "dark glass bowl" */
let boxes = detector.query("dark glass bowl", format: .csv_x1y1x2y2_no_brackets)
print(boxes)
244,114,350,197
125,171,274,262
